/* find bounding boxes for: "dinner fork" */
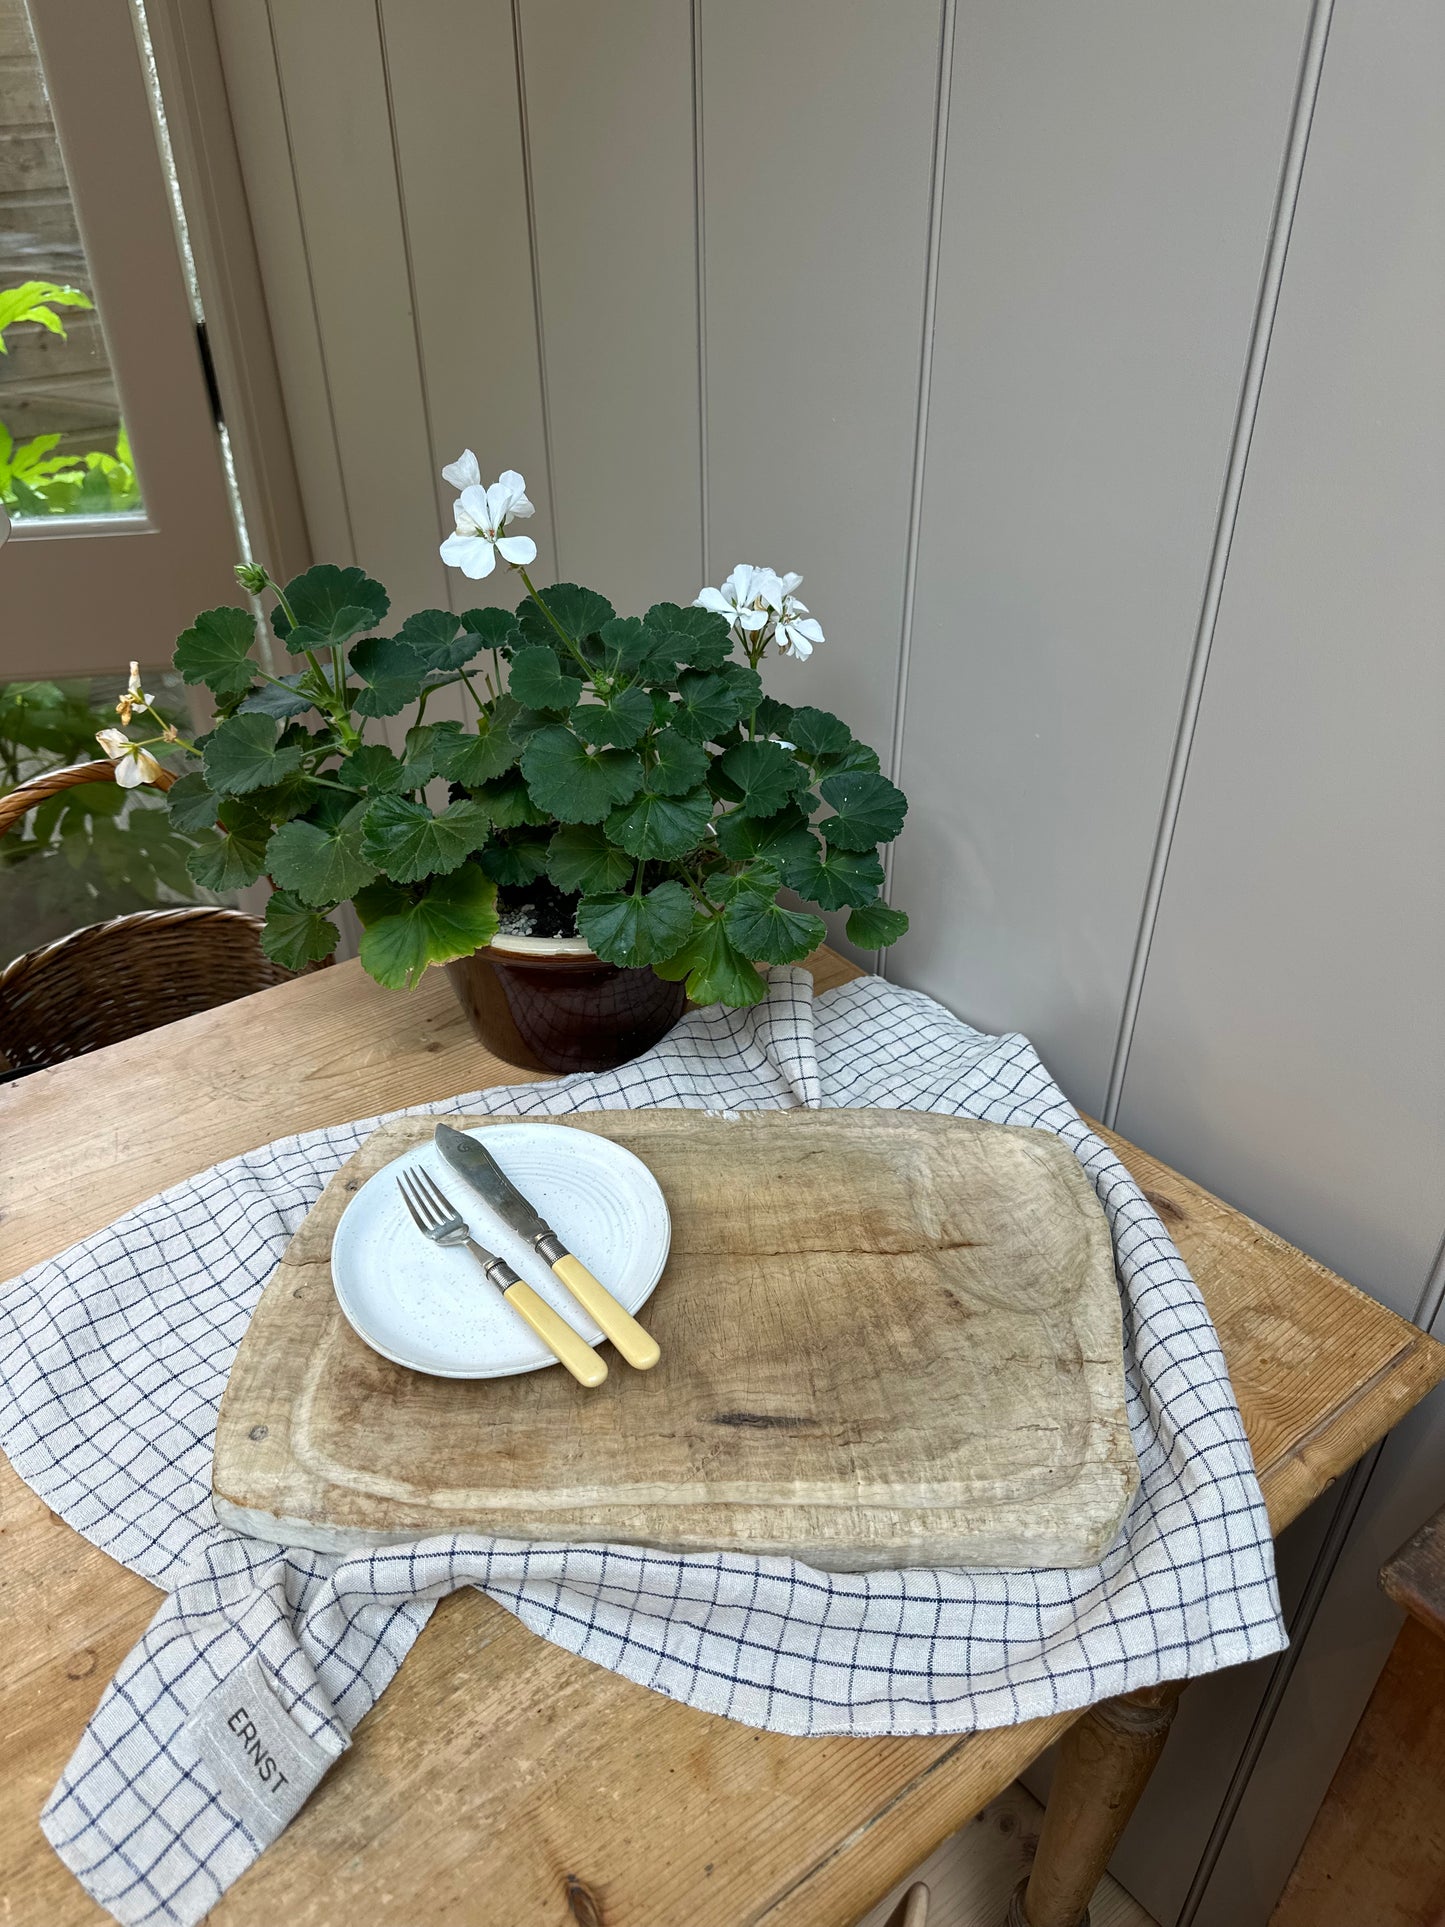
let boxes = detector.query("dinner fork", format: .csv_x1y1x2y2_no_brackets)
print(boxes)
397,1166,607,1387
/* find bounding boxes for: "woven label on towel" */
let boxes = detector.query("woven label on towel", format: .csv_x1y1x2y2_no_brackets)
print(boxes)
187,1653,342,1841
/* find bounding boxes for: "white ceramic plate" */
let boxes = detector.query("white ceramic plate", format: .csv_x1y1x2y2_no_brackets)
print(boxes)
331,1122,671,1378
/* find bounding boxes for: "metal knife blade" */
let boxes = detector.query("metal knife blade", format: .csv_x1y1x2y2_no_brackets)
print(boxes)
434,1123,560,1256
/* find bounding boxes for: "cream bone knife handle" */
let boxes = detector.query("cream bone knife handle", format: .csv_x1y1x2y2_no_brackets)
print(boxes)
537,1236,661,1371
470,1243,607,1387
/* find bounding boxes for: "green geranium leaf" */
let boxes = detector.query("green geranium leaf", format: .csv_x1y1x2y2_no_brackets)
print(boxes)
261,890,341,971
723,891,826,967
480,831,551,887
355,865,499,990
185,802,269,891
784,842,885,911
337,744,411,794
546,823,636,895
165,771,219,832
360,792,492,883
401,720,464,786
174,605,258,697
572,685,654,748
520,726,643,824
704,858,781,908
718,738,810,818
438,714,522,786
753,697,797,739
577,880,696,969
396,607,480,673
595,616,660,675
515,582,614,651
265,809,376,907
787,705,851,762
236,671,316,719
460,605,524,654
816,739,882,777
643,602,733,670
348,635,427,717
713,802,818,869
273,564,389,650
672,664,763,744
654,916,767,1008
846,898,910,948
507,645,583,711
201,713,304,796
648,727,709,796
818,770,908,850
474,770,550,827
604,783,713,860
244,774,325,824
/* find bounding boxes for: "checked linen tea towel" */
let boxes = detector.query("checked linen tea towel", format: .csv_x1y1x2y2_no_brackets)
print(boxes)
0,969,1286,1927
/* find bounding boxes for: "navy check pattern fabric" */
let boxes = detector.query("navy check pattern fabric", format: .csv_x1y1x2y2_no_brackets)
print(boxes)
0,970,1285,1927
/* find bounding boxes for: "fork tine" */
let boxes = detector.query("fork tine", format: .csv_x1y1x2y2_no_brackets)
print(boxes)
396,1172,427,1230
412,1166,455,1218
397,1169,439,1230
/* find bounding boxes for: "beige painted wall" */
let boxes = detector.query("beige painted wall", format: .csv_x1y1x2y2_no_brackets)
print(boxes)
207,4,1443,1920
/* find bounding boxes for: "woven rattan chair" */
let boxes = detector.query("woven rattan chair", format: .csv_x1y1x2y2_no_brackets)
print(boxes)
0,759,312,1073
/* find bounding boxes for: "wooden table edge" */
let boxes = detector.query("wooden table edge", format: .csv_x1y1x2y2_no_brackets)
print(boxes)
2,946,1442,1927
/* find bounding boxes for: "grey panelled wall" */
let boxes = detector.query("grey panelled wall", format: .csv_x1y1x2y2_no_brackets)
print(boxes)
699,0,942,763
889,0,1313,1111
208,4,1442,1923
1110,1,1445,1920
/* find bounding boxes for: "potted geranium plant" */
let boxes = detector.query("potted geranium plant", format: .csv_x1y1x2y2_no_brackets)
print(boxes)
98,455,908,1071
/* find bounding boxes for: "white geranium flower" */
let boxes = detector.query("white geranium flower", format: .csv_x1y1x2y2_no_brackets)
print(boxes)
114,661,153,725
96,727,163,788
774,600,823,661
694,563,773,635
763,571,823,662
441,448,482,491
439,467,537,580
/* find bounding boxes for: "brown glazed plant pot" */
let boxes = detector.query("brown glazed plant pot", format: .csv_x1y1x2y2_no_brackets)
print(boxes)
445,935,688,1075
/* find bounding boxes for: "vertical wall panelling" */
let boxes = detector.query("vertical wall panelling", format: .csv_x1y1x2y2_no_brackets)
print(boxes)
1112,6,1445,1317
1111,0,1445,1916
1101,0,1335,1130
699,0,944,767
262,1,446,622
888,0,1312,1111
882,0,957,945
514,0,700,611
211,0,352,561
377,0,554,604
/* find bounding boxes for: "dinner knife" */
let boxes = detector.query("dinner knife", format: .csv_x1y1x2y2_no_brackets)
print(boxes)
434,1124,662,1370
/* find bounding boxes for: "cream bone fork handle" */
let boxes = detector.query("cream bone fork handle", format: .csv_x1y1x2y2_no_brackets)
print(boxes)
396,1167,607,1388
434,1122,662,1370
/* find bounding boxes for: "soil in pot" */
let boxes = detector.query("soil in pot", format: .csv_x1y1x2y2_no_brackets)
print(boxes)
446,878,687,1076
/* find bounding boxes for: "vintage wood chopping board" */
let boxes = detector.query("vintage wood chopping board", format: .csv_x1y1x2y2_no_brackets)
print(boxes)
213,1110,1138,1571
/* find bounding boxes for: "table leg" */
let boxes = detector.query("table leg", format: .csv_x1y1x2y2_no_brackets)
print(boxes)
1004,1680,1184,1927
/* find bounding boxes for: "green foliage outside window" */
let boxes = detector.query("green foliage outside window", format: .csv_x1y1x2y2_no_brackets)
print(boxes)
0,281,142,516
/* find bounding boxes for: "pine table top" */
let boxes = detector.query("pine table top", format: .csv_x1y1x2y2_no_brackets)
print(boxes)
3,951,1440,1926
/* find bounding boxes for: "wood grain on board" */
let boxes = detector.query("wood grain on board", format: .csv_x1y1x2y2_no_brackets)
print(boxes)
2,952,1442,1927
213,1109,1137,1569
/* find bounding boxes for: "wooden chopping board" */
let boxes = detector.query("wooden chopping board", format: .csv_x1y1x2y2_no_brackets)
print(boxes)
213,1110,1138,1571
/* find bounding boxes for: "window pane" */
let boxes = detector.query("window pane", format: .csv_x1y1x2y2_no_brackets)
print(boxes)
0,0,143,519
0,670,231,969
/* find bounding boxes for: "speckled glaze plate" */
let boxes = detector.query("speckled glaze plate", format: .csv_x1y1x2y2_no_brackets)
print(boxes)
330,1122,671,1378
